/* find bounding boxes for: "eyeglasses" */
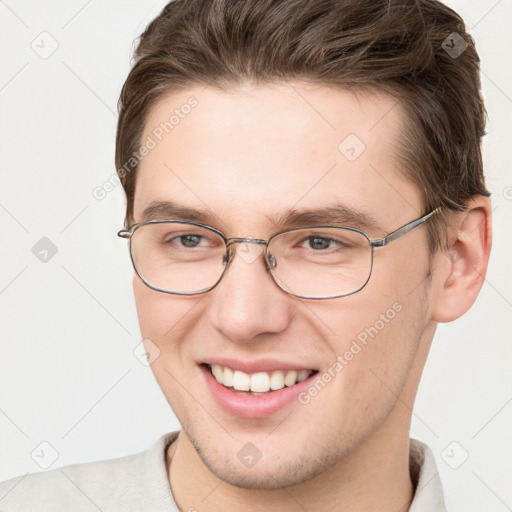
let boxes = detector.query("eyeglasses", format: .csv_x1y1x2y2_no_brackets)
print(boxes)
117,208,438,300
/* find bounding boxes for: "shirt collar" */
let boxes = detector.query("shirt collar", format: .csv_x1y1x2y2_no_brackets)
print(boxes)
408,438,447,511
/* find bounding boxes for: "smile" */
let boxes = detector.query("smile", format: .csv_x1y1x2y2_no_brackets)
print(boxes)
206,363,316,395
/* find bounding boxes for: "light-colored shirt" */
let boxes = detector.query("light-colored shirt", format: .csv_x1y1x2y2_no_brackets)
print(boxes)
0,431,446,511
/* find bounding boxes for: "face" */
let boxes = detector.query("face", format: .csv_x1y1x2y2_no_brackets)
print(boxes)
131,82,435,489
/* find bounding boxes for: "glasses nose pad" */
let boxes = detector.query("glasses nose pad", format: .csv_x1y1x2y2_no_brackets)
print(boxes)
222,245,237,267
266,253,277,269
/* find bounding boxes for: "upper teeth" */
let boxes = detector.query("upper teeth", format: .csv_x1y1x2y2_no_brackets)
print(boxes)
209,364,313,392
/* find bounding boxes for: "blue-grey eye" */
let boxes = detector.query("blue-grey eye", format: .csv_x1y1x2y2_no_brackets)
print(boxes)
307,236,332,250
179,234,202,247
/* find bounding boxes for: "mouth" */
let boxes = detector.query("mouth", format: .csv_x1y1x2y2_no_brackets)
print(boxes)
199,363,318,419
203,363,318,395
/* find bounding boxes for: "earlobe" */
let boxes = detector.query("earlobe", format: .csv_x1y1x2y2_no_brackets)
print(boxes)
431,197,492,323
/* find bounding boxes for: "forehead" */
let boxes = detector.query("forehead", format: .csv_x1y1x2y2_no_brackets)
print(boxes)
134,81,422,233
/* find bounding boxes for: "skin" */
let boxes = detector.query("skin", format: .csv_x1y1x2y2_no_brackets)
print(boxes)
130,82,491,511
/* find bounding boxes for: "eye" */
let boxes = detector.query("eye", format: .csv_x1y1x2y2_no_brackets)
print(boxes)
305,236,335,251
176,234,203,248
300,235,350,252
161,229,223,250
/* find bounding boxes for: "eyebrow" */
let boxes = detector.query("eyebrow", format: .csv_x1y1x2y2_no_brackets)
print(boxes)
141,201,218,224
140,200,384,234
269,205,383,233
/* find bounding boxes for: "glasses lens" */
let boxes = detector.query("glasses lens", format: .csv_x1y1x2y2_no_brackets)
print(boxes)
130,222,226,294
267,227,372,299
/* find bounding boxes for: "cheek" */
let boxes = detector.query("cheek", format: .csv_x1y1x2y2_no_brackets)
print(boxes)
134,276,191,337
133,277,201,413
317,294,414,387
313,257,428,409
132,277,203,368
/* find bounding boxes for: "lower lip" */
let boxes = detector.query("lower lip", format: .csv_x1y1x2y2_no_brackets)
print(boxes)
200,364,317,419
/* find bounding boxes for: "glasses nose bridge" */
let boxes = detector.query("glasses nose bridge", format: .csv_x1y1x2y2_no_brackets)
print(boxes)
224,237,276,268
226,237,268,248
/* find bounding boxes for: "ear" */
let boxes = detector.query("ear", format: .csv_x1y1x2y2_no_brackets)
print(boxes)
431,196,492,323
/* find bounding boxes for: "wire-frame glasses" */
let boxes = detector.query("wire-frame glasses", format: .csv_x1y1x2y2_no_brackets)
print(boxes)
117,208,438,300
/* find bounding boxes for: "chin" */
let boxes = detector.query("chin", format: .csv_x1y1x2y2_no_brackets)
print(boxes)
205,457,322,490
187,428,337,490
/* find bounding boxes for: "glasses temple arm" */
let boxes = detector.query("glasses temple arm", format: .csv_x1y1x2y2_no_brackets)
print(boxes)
371,208,439,248
117,229,132,239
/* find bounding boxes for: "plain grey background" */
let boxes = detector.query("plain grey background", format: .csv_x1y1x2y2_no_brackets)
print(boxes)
0,1,511,510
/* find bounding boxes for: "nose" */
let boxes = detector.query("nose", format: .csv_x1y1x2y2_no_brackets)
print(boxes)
207,241,293,343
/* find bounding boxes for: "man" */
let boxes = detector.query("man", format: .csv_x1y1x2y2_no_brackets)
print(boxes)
0,0,491,510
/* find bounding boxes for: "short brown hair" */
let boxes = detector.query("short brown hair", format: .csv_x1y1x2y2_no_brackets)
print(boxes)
115,0,489,249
